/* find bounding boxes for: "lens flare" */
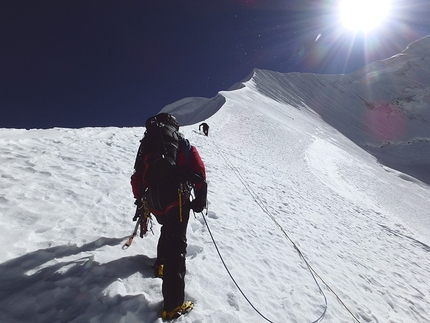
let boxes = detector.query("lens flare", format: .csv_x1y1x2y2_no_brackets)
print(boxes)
363,101,407,141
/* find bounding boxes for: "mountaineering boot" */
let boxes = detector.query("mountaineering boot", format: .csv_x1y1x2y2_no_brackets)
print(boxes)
161,301,194,321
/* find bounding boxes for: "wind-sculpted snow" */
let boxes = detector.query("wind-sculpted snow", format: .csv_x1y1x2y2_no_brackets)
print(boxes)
160,94,225,126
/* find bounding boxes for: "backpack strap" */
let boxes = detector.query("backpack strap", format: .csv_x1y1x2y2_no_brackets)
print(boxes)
133,139,145,172
178,135,191,168
177,135,206,184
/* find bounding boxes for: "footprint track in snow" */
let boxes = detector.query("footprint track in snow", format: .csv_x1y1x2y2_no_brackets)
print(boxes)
187,244,203,259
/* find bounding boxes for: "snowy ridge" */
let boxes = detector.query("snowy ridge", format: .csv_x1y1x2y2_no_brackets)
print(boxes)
246,43,430,181
247,65,430,183
163,35,430,184
1,37,430,322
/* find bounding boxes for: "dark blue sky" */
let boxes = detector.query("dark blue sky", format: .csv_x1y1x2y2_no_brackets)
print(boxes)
2,0,430,129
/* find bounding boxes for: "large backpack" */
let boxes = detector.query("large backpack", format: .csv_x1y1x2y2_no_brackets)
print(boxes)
134,114,191,214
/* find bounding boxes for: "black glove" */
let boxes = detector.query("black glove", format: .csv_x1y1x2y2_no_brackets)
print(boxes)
191,181,207,213
133,198,144,221
190,200,203,213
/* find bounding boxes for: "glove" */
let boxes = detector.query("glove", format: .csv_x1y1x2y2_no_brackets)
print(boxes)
133,198,144,221
191,182,207,213
190,199,204,213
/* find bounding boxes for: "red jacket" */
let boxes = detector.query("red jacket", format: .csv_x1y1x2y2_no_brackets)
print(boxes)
131,144,206,200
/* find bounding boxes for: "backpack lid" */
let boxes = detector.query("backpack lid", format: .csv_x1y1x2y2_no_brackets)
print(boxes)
146,113,179,131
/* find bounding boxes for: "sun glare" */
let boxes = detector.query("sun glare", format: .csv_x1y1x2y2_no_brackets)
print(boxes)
339,0,391,32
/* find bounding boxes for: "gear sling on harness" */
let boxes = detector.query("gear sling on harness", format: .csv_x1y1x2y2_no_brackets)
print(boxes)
178,184,183,222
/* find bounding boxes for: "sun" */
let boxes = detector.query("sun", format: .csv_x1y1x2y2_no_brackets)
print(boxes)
339,0,391,33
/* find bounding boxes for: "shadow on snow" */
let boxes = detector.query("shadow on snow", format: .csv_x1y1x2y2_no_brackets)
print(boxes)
0,237,159,323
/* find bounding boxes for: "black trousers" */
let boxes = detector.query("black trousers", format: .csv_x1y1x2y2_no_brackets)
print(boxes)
155,206,190,311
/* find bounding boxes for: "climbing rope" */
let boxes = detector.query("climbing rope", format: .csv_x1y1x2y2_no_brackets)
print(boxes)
207,140,361,323
201,208,275,323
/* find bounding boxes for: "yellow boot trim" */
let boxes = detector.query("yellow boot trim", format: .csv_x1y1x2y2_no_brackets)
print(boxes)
161,301,194,321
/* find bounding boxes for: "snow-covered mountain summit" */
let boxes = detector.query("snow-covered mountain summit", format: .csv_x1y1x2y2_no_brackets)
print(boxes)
165,35,430,184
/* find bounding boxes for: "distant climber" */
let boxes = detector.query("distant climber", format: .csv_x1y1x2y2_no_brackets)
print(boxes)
199,122,209,136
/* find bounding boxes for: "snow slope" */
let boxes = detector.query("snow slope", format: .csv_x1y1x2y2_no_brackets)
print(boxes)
165,35,430,185
1,37,430,323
